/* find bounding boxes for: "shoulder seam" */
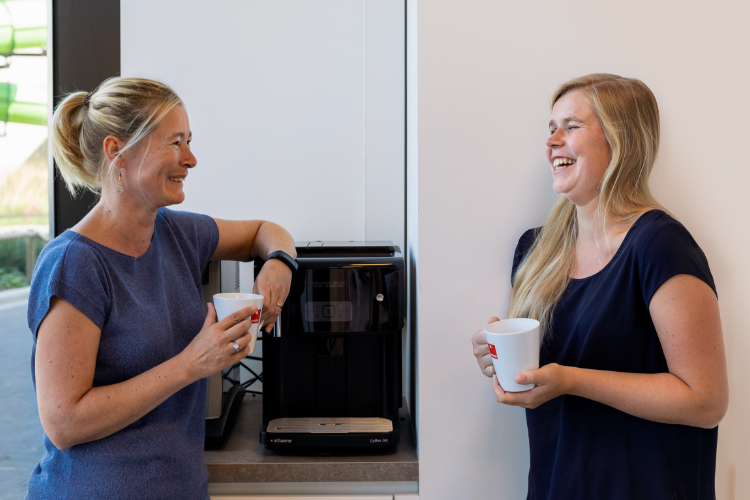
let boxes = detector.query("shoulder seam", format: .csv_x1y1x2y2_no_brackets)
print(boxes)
637,212,685,251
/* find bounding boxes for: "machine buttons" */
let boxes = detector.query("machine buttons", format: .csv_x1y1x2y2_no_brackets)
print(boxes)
304,301,353,322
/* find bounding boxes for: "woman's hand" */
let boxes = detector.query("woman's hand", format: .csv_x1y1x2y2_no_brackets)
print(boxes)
492,363,572,409
485,277,727,428
211,218,296,333
179,303,257,380
472,316,500,378
36,299,258,450
253,259,292,332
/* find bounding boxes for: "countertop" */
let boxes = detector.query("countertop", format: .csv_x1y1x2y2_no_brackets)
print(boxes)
204,396,419,483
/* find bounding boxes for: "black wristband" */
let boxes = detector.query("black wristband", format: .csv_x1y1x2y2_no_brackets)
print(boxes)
266,250,298,278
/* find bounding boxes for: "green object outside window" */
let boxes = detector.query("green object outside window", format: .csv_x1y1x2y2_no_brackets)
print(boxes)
0,82,46,126
0,0,47,56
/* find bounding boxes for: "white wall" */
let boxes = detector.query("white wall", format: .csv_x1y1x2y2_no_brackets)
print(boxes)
122,0,415,435
415,1,750,499
121,0,404,250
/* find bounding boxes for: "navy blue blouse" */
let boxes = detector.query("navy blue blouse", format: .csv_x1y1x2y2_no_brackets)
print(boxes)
512,210,717,500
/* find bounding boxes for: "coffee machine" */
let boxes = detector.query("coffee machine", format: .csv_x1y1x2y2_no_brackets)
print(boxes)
258,241,405,450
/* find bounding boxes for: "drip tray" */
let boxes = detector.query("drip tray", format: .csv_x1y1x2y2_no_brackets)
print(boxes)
267,417,393,434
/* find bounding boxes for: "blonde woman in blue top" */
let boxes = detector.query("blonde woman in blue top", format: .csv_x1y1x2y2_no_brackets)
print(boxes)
28,77,296,499
471,74,728,499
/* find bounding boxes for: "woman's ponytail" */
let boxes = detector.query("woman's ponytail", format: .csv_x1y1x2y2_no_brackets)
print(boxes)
51,91,98,194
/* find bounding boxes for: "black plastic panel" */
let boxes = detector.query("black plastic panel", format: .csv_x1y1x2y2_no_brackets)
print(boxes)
52,0,120,236
296,241,396,257
260,242,404,450
283,265,403,334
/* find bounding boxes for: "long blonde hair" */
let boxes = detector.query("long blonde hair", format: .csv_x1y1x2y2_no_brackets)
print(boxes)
509,74,662,339
52,77,183,195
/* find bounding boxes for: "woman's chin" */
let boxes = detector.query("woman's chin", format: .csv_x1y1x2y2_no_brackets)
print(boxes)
169,194,185,206
164,186,186,205
551,182,571,197
552,187,584,207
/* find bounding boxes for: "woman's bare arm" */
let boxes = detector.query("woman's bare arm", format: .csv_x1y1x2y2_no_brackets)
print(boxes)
493,275,729,429
211,218,296,330
35,297,255,450
211,219,296,263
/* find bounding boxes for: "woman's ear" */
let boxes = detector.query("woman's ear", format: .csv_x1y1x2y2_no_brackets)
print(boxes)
103,135,125,167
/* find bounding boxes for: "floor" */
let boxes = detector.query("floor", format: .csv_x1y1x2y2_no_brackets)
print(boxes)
0,299,42,500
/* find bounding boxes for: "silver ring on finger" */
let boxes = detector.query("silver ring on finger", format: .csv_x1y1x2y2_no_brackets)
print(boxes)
232,342,240,353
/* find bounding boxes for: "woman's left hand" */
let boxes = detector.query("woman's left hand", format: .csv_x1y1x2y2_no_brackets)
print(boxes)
253,258,293,332
492,363,573,409
211,218,297,333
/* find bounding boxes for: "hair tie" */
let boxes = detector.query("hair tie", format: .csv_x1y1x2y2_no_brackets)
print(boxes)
84,92,93,106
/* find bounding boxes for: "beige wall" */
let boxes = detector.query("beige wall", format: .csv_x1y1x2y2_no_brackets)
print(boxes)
415,1,750,498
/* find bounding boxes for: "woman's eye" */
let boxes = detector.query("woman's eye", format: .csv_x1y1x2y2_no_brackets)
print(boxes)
549,128,557,135
567,125,579,131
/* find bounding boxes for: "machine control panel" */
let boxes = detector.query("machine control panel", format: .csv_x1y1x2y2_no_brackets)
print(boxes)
304,301,353,322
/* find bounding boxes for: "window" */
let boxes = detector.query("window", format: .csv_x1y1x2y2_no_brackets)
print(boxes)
0,0,48,292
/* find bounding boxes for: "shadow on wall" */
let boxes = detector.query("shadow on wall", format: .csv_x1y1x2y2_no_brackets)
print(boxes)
408,245,418,439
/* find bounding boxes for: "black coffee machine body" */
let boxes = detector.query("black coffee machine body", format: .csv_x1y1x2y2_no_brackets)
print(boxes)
259,241,404,450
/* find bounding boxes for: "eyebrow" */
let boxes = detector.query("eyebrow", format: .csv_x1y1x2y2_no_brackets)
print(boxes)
168,132,193,140
549,116,584,127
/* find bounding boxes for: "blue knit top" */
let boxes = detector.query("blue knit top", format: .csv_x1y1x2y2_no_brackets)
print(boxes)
26,208,219,500
512,210,718,500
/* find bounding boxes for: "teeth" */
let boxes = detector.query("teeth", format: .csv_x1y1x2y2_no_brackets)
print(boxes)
168,177,184,182
553,158,575,169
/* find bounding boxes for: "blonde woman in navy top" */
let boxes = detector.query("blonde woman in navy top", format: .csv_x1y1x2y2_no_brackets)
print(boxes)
471,74,728,500
27,77,296,499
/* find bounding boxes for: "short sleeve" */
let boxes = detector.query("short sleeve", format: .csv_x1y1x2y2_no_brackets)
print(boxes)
638,219,716,306
511,228,540,286
158,208,220,270
27,236,112,338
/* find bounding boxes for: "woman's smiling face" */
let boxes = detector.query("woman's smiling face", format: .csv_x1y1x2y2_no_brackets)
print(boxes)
546,90,611,208
122,104,196,209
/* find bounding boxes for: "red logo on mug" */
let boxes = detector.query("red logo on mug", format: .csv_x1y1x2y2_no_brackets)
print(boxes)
488,343,497,359
251,310,261,324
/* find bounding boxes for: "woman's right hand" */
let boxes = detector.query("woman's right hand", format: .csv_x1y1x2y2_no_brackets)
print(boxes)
36,299,259,450
179,303,257,381
472,316,500,378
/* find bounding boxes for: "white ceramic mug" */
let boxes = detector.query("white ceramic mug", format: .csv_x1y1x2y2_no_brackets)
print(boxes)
484,318,540,392
213,293,264,353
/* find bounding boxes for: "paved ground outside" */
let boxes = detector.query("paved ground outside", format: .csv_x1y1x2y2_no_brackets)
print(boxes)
0,299,42,500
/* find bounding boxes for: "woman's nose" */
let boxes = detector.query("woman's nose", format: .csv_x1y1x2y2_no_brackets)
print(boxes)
546,129,563,149
183,147,197,169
